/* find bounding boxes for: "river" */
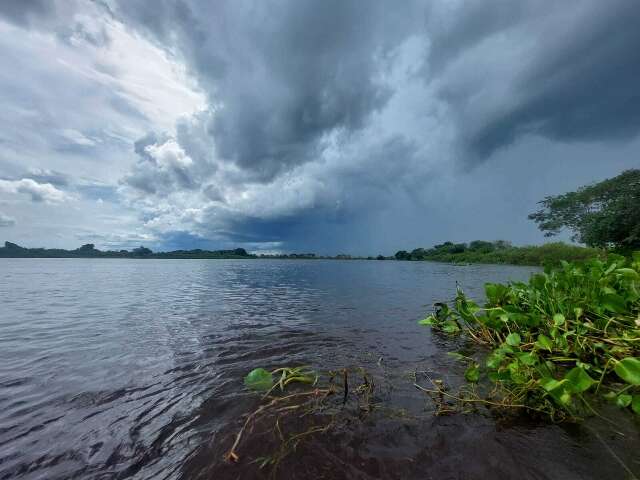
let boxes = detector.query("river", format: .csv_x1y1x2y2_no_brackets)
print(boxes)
1,259,638,479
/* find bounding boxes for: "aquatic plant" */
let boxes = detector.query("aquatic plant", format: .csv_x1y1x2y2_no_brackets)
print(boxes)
244,366,318,394
419,253,640,418
244,368,274,391
229,367,379,473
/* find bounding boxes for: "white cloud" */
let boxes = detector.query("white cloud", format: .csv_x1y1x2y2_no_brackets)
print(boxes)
0,178,72,203
0,6,206,185
145,140,193,170
0,212,15,227
60,128,97,146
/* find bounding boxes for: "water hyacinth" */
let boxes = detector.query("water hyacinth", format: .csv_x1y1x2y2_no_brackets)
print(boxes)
419,253,640,418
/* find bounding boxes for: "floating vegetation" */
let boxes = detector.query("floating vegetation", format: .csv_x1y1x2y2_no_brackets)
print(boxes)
418,254,640,419
227,366,381,475
243,366,318,393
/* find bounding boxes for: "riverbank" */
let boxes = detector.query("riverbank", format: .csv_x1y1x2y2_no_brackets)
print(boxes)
395,241,602,266
0,239,606,267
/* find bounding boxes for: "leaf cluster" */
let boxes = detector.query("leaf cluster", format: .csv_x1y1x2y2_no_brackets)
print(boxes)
420,253,640,417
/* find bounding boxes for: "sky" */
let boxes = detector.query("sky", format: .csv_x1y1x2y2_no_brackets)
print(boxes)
0,0,638,255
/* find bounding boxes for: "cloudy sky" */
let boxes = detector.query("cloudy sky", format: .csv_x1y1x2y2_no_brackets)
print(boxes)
0,0,638,254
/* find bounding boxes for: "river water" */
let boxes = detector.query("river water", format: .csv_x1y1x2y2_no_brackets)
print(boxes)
1,259,638,479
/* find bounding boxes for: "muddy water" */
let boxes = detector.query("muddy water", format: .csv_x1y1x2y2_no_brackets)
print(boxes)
1,258,638,479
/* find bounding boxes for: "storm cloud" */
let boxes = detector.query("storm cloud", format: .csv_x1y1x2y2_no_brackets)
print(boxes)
430,0,640,159
1,0,639,252
114,0,426,181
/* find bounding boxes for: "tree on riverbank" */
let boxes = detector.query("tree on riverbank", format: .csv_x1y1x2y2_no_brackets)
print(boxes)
394,241,598,266
529,169,640,251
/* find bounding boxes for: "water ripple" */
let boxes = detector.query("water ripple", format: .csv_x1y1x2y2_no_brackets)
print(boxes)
1,259,637,479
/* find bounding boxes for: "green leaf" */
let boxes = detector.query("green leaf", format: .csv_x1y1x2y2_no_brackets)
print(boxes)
516,352,537,366
602,294,626,313
614,358,640,385
418,316,435,326
535,334,553,352
442,320,460,333
486,350,505,369
499,344,514,354
485,283,498,304
464,364,480,383
540,377,565,393
565,366,595,393
553,313,565,327
447,352,466,361
632,396,640,415
508,361,526,384
539,377,572,405
244,368,274,391
488,370,511,382
505,332,521,346
616,394,632,408
615,268,639,279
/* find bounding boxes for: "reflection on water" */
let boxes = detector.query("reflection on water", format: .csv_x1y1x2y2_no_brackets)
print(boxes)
0,259,638,479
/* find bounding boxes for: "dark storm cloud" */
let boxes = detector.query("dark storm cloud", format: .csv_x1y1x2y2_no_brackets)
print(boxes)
4,0,640,252
425,0,535,73
431,0,640,160
0,0,53,27
191,135,422,249
114,0,424,181
494,2,640,147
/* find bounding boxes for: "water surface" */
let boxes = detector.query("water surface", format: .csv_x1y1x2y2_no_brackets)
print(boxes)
1,259,638,479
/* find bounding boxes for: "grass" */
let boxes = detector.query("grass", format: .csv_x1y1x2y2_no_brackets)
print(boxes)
419,252,640,419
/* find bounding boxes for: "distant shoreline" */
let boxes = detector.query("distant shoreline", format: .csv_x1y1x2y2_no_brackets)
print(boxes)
1,240,607,266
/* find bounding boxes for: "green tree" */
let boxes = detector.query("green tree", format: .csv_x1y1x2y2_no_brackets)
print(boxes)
469,240,495,253
133,246,153,256
528,169,640,250
394,250,410,260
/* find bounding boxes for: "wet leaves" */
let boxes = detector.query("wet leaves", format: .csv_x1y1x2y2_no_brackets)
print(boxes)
464,364,480,383
245,368,274,391
565,366,595,393
419,254,640,418
614,358,640,385
505,333,521,347
535,334,553,352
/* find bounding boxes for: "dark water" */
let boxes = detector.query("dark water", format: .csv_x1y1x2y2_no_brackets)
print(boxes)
1,259,638,479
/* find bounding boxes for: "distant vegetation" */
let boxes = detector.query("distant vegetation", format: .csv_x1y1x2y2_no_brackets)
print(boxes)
395,170,639,267
394,241,601,267
0,242,254,259
0,240,601,265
